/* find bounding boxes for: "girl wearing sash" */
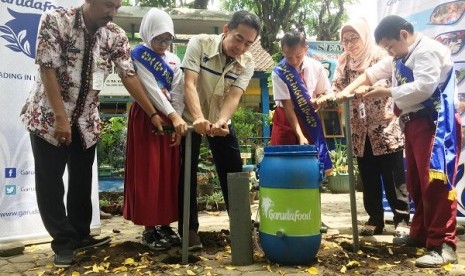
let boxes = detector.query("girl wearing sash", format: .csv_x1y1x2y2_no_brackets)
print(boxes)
331,18,409,236
123,8,187,251
270,30,332,173
338,15,460,268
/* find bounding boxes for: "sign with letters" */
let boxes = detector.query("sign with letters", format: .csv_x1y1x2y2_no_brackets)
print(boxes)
0,0,101,242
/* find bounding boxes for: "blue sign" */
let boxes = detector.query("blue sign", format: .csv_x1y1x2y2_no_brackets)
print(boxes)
5,185,16,195
4,168,16,178
0,8,41,59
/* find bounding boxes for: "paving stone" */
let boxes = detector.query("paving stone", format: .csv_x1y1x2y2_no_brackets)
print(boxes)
242,272,282,276
0,242,25,257
284,273,317,276
8,253,35,263
233,263,266,272
210,268,243,275
0,259,9,266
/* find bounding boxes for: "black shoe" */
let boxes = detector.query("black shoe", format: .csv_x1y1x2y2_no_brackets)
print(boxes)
75,236,111,252
188,230,203,251
141,230,171,251
53,251,75,268
156,225,182,246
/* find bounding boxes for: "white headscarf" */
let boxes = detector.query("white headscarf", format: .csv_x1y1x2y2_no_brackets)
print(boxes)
337,17,382,74
139,8,174,47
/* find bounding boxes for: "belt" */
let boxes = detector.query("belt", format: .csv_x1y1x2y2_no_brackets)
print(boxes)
399,108,434,125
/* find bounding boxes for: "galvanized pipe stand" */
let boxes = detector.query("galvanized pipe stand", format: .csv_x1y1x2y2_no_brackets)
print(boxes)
343,96,360,252
181,127,193,264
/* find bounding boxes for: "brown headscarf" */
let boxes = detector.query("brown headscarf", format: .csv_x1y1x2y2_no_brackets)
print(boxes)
336,17,383,74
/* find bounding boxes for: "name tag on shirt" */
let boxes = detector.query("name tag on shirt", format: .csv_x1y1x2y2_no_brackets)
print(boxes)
359,103,366,119
93,71,104,90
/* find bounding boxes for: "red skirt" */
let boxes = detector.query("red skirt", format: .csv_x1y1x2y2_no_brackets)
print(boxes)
123,103,180,226
270,107,313,145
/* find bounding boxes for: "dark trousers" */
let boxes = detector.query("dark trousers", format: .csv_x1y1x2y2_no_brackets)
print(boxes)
357,138,410,228
178,125,242,232
30,127,95,254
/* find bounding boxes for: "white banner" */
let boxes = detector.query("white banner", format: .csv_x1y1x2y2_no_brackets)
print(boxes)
377,0,465,219
0,0,101,242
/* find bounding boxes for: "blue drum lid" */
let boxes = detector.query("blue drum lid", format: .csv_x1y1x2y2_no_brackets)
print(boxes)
264,145,318,156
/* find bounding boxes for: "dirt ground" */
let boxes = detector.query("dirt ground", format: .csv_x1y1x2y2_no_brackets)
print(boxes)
46,229,462,275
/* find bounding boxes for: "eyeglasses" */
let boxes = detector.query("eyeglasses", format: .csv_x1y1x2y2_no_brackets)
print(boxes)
341,36,360,46
152,37,174,45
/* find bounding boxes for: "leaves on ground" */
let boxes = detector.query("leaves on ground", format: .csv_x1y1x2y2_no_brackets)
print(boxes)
30,230,460,275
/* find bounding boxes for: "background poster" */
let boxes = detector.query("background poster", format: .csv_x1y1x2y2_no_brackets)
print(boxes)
308,41,344,82
0,0,101,242
377,0,465,219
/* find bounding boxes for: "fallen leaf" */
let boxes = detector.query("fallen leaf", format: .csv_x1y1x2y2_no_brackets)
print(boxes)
357,250,363,255
124,258,136,265
416,248,425,256
186,269,196,275
306,267,319,274
198,256,209,261
388,248,393,255
71,272,80,276
37,272,45,276
346,260,360,268
443,263,453,271
340,265,347,274
111,266,128,273
378,263,396,269
224,266,236,270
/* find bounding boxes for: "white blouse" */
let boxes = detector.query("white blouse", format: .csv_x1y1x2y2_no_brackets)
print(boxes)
134,47,184,116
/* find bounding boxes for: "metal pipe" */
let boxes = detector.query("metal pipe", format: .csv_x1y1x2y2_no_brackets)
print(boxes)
342,95,359,252
181,127,193,264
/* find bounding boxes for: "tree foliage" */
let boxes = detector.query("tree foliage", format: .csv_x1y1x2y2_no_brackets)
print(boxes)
221,0,355,55
137,0,177,7
135,0,209,8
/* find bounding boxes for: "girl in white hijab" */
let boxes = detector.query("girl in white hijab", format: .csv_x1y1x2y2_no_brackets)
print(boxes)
332,17,410,237
123,8,187,251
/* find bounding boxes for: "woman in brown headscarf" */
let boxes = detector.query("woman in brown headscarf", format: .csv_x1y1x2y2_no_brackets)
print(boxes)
332,18,410,236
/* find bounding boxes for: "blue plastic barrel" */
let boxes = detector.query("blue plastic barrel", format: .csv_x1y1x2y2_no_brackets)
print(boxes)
259,145,321,265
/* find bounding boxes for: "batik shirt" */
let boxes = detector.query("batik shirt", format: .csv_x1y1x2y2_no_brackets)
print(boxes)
333,49,404,157
20,6,134,149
